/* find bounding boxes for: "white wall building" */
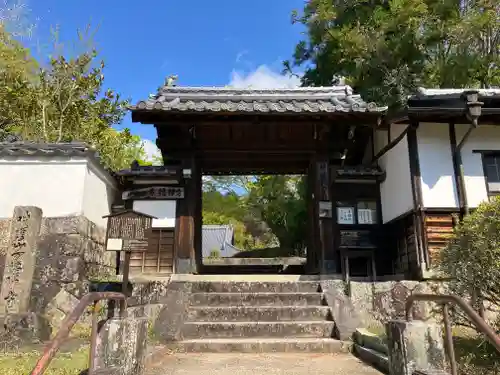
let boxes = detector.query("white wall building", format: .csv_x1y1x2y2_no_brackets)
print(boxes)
0,142,118,227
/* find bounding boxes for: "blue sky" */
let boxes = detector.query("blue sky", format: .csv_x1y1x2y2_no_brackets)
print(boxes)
21,0,305,160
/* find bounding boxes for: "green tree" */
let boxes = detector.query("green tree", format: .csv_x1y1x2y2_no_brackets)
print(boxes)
0,22,146,170
286,0,500,109
246,175,308,254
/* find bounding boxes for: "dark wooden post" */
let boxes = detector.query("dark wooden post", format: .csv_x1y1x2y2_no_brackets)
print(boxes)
174,156,197,274
316,158,331,274
307,155,321,273
329,165,341,275
192,155,203,274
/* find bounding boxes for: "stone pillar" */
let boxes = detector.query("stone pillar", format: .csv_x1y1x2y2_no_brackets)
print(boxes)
94,317,148,375
386,320,446,375
0,206,43,316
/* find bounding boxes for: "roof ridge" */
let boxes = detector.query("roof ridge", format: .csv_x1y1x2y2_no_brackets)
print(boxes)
159,85,353,92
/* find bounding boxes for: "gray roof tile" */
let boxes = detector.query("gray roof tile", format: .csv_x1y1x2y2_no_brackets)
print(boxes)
0,141,118,182
0,141,98,158
202,225,239,258
412,87,500,99
132,86,388,114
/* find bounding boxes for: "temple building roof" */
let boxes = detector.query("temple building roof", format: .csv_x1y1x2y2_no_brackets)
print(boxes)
131,85,388,115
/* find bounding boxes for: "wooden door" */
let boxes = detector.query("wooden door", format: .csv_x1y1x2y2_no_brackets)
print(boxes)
129,228,175,274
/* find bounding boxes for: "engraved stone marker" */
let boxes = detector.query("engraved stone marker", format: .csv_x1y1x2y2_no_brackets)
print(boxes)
0,206,43,316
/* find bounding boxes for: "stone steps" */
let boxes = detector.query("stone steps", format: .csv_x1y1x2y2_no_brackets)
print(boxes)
174,338,351,353
175,280,342,353
190,281,320,293
201,265,285,274
190,292,324,307
182,321,335,339
187,306,331,322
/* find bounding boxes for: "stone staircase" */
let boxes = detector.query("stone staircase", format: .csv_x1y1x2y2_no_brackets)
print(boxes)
176,281,347,353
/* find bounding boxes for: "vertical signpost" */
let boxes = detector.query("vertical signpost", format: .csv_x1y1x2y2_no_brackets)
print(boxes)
103,210,155,315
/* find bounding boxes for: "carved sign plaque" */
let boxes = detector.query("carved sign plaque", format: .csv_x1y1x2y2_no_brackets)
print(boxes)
122,186,184,200
105,210,153,252
123,239,149,252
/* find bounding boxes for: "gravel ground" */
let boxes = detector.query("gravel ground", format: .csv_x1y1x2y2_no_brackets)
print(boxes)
145,353,383,375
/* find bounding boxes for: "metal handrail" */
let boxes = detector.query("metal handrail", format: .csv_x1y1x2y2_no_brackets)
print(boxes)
30,292,127,375
405,293,500,375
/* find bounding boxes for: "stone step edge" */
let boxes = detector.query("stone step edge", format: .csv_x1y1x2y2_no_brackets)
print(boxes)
190,292,324,297
183,321,335,326
170,338,352,353
189,305,330,310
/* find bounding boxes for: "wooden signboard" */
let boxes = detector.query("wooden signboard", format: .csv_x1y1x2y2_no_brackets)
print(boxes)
339,230,376,249
122,186,184,201
103,210,155,252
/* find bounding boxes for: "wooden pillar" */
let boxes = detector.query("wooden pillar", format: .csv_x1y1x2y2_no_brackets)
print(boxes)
307,156,320,273
329,165,341,275
174,156,197,273
193,156,203,273
317,158,332,274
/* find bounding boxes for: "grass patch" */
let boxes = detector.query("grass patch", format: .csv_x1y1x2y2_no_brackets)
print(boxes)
0,346,89,375
454,333,500,375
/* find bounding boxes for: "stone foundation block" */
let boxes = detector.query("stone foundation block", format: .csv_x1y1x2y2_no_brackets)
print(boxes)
58,256,84,282
386,320,446,375
94,317,148,375
42,216,89,236
0,312,51,347
48,289,80,314
175,258,195,274
320,279,360,340
153,281,192,342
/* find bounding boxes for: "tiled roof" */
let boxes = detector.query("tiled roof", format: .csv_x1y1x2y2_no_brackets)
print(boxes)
411,87,500,99
0,141,99,158
202,225,238,258
0,141,119,183
115,165,179,177
131,86,388,115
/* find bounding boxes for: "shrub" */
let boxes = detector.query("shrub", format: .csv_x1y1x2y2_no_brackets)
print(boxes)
440,197,500,332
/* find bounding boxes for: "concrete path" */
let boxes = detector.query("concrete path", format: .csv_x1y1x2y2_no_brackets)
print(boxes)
145,353,383,375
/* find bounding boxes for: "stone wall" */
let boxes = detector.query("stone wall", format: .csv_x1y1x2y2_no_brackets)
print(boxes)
0,207,116,339
31,215,116,328
348,280,446,330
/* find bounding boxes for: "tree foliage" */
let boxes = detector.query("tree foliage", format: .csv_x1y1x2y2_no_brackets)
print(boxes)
201,175,307,254
286,0,500,108
247,175,308,255
0,22,146,170
440,197,500,328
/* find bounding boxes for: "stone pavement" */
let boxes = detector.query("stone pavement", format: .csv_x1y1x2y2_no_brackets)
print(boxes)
145,353,383,375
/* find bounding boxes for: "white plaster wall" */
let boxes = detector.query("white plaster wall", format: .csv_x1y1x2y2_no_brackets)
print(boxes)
457,124,500,208
0,157,87,218
82,161,118,227
417,123,458,208
133,200,177,228
0,157,118,226
376,125,414,223
416,123,500,209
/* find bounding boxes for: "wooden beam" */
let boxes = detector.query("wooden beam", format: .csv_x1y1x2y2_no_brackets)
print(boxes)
371,125,411,165
406,122,427,272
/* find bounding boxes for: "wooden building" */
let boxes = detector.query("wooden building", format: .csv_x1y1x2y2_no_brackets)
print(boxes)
109,85,500,281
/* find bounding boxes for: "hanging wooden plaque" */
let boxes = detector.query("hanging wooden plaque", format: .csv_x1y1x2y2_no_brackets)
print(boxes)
103,210,154,252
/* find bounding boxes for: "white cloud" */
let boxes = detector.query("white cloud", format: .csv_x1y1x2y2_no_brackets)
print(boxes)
229,65,301,89
142,139,162,164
